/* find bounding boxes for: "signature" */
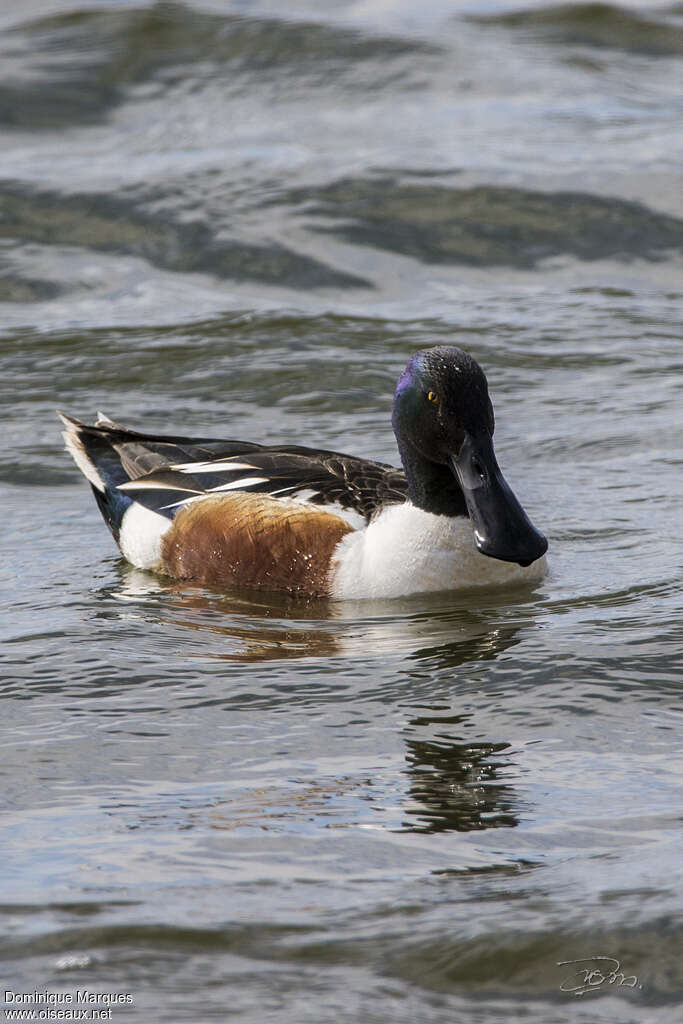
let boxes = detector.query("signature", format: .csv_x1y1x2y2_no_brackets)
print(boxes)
558,957,641,996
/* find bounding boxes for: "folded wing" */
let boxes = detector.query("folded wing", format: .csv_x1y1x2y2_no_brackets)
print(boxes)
59,413,408,530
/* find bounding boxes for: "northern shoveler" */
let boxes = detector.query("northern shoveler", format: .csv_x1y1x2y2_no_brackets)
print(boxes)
59,345,548,598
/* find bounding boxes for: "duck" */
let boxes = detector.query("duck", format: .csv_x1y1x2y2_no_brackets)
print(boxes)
59,345,548,599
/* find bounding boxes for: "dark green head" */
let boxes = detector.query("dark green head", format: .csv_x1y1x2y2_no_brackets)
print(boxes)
392,346,547,567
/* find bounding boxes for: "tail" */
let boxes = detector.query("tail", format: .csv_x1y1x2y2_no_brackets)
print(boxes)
59,412,134,543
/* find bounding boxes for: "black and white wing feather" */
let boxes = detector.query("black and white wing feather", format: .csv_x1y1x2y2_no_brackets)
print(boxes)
61,414,408,528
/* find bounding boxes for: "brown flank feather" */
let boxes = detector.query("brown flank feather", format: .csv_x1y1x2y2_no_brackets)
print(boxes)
159,493,354,597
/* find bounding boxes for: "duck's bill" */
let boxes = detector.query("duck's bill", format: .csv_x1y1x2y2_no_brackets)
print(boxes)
451,434,548,567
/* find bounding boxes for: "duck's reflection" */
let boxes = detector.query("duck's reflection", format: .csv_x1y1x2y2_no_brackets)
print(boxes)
409,621,522,671
110,563,538,667
401,724,518,834
106,564,338,661
107,564,535,837
399,627,524,834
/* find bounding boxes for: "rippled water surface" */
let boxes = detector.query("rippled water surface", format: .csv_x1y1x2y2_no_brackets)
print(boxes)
1,1,682,1021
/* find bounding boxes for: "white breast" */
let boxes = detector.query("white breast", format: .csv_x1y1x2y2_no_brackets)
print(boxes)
329,503,547,600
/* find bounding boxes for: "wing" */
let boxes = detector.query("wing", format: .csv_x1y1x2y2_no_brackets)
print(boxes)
61,413,408,526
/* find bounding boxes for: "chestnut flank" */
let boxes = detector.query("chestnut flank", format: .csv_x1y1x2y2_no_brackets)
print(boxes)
160,493,354,596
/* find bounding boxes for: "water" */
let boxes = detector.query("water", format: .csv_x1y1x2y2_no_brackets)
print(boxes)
1,1,682,1021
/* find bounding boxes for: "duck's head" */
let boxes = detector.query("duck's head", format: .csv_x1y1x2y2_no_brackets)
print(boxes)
392,345,547,567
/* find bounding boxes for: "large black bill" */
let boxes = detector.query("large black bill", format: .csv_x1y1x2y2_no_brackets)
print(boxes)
451,434,548,567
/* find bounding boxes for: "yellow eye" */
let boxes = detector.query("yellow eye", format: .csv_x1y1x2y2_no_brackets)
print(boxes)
427,391,439,405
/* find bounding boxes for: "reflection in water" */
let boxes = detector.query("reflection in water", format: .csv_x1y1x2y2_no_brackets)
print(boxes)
400,628,525,834
410,622,522,671
111,565,537,666
110,565,340,661
171,614,340,664
111,565,525,837
402,726,518,835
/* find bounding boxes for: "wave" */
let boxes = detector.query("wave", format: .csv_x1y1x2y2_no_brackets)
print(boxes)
0,181,370,289
0,2,440,131
276,176,683,268
470,3,683,57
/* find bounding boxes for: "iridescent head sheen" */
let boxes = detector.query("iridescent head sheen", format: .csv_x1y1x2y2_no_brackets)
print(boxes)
393,346,547,567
